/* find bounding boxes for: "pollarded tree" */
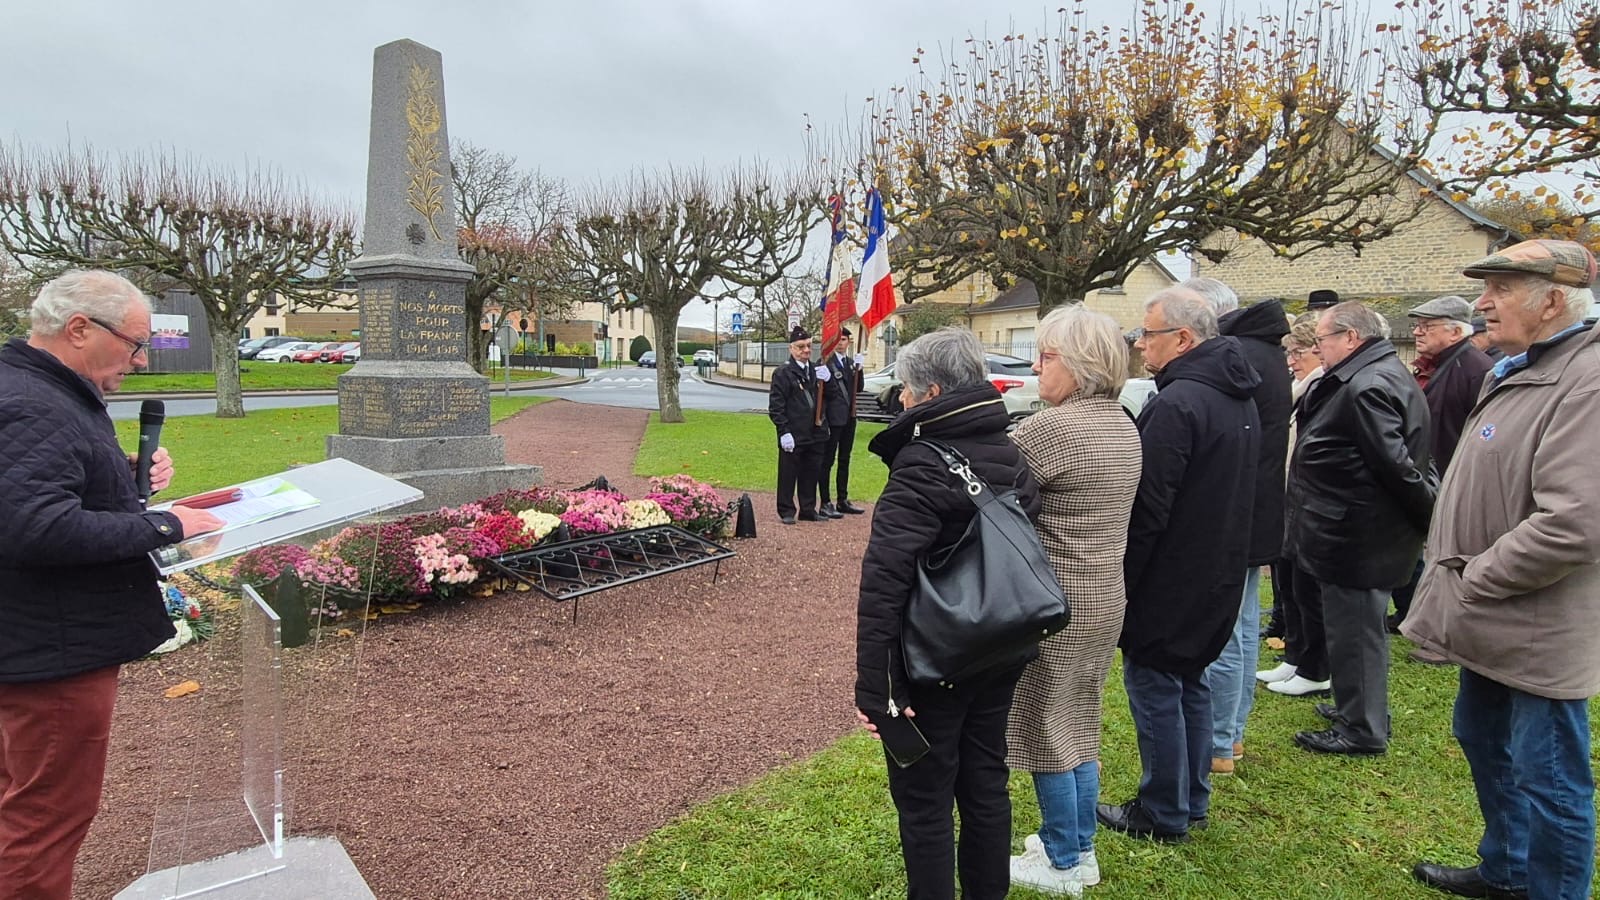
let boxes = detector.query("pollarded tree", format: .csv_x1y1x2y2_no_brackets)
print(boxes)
0,145,355,416
451,141,585,371
859,0,1429,311
572,164,819,422
1398,0,1600,223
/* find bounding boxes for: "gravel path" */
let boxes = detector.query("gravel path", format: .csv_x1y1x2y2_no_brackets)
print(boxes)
75,400,874,899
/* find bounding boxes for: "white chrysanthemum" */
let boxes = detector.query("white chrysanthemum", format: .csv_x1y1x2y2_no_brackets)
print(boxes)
516,509,563,541
624,499,671,529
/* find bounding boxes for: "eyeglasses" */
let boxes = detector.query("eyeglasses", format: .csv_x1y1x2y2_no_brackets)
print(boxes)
1038,351,1062,364
1285,347,1314,359
1133,326,1183,340
88,317,151,359
1313,328,1352,346
1410,321,1449,334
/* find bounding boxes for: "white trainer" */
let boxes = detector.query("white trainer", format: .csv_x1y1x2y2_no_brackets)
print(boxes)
1021,836,1099,886
1267,674,1332,696
1255,662,1297,684
1010,853,1085,897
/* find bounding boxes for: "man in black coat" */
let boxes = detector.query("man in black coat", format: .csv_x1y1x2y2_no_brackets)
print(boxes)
1185,280,1293,770
0,270,222,898
1390,296,1495,638
818,327,866,517
768,325,830,524
1285,301,1437,755
1097,287,1259,843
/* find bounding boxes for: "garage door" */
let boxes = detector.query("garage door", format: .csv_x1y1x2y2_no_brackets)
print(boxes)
1008,327,1035,360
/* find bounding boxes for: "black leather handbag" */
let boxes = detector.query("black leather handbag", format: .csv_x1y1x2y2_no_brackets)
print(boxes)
900,440,1070,688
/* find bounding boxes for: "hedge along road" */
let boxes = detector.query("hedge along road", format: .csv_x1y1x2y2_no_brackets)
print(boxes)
106,367,766,420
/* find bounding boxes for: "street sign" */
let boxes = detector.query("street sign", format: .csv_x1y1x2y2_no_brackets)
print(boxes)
788,312,801,332
730,312,743,328
730,322,743,334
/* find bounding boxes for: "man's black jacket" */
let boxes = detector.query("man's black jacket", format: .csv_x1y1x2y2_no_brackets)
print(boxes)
1285,338,1437,589
768,358,828,444
821,352,863,428
0,339,183,683
1219,300,1292,566
1121,336,1260,675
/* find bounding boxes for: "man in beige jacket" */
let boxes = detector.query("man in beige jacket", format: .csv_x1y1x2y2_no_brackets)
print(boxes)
1402,239,1600,900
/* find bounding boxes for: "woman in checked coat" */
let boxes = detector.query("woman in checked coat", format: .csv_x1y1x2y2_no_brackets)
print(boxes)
1005,306,1143,897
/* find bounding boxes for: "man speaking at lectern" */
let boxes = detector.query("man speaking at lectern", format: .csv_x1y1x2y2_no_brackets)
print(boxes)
0,270,222,899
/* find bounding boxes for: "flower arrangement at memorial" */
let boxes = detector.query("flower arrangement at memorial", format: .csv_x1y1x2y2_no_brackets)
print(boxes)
230,476,735,607
149,582,214,655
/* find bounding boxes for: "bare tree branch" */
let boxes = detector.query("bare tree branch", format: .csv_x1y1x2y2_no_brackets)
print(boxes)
571,163,821,422
1397,0,1600,219
451,140,586,370
0,144,356,416
856,1,1429,311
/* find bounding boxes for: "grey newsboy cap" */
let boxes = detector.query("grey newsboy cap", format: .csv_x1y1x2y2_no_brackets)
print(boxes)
1407,295,1474,323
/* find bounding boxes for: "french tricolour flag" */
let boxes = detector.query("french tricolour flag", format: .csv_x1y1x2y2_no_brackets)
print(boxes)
855,189,898,332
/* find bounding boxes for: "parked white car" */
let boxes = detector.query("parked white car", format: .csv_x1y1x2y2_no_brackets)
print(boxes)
254,341,318,362
858,353,1040,420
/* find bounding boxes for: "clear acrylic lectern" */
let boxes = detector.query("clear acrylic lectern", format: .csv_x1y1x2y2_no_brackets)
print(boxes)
117,458,421,899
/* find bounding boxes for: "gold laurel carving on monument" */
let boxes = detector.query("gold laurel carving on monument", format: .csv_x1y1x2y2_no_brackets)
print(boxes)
405,60,445,240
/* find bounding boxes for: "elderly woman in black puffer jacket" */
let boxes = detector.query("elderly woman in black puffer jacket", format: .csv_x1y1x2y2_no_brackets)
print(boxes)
855,327,1042,900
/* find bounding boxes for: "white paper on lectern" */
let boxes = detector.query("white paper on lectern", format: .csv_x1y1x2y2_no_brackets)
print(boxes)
148,458,422,576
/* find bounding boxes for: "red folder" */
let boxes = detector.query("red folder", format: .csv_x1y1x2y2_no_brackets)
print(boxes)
170,487,244,510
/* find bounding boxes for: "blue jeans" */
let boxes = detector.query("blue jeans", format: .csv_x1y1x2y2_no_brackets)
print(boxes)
1123,660,1212,832
1032,761,1098,868
1204,567,1261,758
1453,668,1595,898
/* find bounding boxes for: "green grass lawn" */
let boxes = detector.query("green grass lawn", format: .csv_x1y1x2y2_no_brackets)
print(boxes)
114,397,547,498
123,365,554,393
633,410,888,501
607,612,1600,898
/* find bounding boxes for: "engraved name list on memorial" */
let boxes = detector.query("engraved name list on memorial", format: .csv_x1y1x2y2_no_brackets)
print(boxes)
359,286,395,358
340,380,485,438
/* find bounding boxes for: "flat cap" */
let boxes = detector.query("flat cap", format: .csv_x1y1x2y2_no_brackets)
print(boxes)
1471,316,1488,334
1463,239,1597,288
1407,295,1474,323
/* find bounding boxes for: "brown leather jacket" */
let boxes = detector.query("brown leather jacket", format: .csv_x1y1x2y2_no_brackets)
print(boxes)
1402,323,1600,700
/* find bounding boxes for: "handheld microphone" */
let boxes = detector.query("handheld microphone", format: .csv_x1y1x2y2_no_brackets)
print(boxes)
135,399,165,507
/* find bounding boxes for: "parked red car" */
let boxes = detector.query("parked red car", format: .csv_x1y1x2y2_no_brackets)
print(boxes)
293,342,340,363
319,341,361,363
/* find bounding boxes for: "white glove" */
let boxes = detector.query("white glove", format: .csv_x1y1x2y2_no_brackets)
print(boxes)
779,433,795,452
854,353,866,367
815,365,832,383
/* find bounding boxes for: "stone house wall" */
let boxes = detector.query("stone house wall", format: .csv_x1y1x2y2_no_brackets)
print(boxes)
1191,195,1506,302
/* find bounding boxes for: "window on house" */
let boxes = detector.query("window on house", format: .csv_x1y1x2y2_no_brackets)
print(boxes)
263,292,280,314
265,327,280,337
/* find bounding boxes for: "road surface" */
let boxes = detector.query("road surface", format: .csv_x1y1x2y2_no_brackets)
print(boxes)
107,368,764,420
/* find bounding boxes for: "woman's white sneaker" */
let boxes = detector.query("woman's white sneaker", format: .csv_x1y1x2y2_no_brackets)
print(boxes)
1010,854,1085,897
1255,662,1297,684
1019,836,1099,886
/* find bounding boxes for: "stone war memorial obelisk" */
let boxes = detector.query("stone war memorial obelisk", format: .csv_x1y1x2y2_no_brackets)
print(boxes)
328,39,538,508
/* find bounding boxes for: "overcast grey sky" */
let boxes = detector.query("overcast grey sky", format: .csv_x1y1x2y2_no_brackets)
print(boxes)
4,0,1326,326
